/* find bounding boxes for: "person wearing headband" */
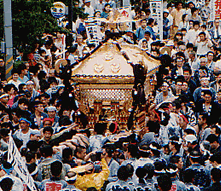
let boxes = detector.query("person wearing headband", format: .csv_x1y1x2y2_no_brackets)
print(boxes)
166,163,187,190
185,150,210,188
154,81,175,105
0,161,24,191
13,117,35,147
0,92,10,117
62,172,80,191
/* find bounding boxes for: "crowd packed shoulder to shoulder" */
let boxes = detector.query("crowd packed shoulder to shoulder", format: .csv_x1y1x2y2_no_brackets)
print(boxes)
0,0,221,191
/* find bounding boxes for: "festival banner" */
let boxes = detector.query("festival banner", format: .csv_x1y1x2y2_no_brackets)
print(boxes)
117,7,132,31
149,0,163,40
215,0,221,19
7,134,38,191
85,20,102,43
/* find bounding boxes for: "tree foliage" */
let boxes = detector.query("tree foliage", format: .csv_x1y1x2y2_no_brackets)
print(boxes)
0,0,83,53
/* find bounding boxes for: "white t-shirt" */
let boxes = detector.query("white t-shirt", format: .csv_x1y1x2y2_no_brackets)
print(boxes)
14,128,35,147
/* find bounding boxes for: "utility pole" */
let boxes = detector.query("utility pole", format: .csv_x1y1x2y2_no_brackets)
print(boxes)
3,0,13,80
68,0,73,31
67,0,73,47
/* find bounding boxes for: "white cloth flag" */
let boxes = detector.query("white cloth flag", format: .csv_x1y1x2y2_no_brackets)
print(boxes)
7,134,37,191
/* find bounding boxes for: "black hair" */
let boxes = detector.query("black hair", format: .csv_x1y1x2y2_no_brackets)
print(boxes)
166,163,178,177
154,160,166,173
183,169,195,183
207,134,219,143
17,63,27,74
183,66,192,75
211,168,221,182
18,98,29,106
117,166,129,181
86,188,97,191
193,20,200,26
199,31,206,37
184,128,196,135
59,115,72,127
11,68,19,75
144,31,151,36
25,151,36,163
211,125,221,135
202,89,212,97
0,128,9,137
109,123,118,133
62,147,73,161
147,18,154,25
3,84,16,93
18,84,26,92
43,126,53,134
13,137,23,149
157,174,172,191
0,177,13,191
51,161,62,177
191,7,198,15
169,155,181,164
27,140,40,152
126,163,134,178
128,144,138,158
143,163,155,179
48,77,58,85
182,14,187,23
136,167,147,184
40,144,53,157
94,123,107,135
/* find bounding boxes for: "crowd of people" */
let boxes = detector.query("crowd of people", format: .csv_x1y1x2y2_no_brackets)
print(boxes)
0,0,221,190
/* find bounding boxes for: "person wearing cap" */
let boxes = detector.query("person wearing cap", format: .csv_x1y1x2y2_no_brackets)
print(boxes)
13,117,35,147
184,150,210,188
84,0,95,18
154,81,175,105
